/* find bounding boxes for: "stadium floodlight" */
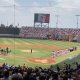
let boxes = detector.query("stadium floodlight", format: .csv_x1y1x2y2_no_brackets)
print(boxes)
55,15,59,28
75,15,80,28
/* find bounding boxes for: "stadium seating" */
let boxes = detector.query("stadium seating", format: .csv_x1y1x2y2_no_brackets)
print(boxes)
19,27,80,42
0,62,80,80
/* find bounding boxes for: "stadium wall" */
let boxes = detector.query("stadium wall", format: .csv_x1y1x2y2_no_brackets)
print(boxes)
0,34,21,38
0,27,20,38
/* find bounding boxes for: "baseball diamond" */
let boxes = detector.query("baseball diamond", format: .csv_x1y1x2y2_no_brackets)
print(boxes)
0,27,80,68
0,37,80,68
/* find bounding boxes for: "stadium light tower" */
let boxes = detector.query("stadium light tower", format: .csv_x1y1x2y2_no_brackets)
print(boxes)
7,21,8,26
13,0,16,65
55,15,59,28
75,15,80,28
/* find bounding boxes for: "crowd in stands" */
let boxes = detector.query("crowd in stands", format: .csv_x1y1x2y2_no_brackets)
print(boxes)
19,27,51,39
0,24,80,41
19,27,80,42
0,62,80,80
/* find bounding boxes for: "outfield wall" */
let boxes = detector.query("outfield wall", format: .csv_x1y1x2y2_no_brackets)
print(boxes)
0,34,21,38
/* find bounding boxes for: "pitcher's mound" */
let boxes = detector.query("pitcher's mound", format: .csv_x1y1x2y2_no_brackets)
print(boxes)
21,50,37,53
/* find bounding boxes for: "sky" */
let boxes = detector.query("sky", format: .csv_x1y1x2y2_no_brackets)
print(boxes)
0,0,80,28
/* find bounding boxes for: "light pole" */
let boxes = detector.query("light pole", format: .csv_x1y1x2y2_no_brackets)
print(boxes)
75,15,80,28
13,0,16,65
55,15,59,28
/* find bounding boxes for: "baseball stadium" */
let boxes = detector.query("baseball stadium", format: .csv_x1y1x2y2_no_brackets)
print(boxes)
0,27,80,68
0,0,80,80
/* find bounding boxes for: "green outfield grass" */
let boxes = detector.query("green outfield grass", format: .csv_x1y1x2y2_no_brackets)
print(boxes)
0,38,80,68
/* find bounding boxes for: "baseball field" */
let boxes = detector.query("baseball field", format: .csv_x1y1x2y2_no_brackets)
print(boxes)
0,38,80,68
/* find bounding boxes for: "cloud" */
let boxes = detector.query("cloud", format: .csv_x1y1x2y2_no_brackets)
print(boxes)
32,2,40,7
27,0,80,28
0,0,80,28
56,0,80,10
0,0,19,6
0,0,20,25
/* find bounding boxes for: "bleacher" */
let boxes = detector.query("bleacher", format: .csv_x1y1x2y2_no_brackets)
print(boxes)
19,27,80,42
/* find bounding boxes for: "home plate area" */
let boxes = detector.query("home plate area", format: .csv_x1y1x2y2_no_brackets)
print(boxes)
27,58,56,64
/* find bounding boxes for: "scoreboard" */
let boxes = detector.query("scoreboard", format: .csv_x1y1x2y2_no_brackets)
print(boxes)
34,13,50,23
